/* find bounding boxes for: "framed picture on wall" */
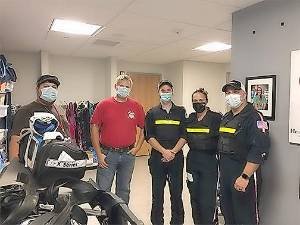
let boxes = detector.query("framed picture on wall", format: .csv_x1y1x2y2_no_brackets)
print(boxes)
246,75,276,120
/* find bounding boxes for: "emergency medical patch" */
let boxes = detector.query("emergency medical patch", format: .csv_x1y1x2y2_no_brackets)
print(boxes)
186,172,194,182
128,111,135,119
257,120,268,132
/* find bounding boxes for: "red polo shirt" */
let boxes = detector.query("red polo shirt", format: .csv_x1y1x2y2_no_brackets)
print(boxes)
91,97,145,148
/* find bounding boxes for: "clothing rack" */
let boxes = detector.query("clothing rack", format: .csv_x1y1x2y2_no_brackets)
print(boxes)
65,101,98,168
0,55,17,170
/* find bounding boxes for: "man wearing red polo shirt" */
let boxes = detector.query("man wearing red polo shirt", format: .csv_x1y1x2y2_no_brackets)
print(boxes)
90,74,145,207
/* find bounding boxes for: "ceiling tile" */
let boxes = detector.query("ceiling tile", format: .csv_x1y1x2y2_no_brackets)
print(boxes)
58,0,135,26
215,20,232,31
95,12,207,45
0,0,62,51
43,31,89,55
0,0,242,64
73,40,159,59
187,49,231,63
209,0,264,9
127,0,235,27
0,0,133,52
122,39,209,64
187,28,231,44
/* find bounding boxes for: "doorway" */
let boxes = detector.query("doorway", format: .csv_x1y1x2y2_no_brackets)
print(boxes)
129,73,161,156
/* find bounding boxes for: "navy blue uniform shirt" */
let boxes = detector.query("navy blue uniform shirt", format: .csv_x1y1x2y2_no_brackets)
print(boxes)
219,103,270,164
144,103,186,149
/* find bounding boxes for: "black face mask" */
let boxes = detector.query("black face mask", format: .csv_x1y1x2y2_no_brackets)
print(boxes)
193,102,206,113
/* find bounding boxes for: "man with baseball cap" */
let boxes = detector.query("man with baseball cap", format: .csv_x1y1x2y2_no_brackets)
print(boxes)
144,80,186,225
221,79,246,92
218,80,270,224
9,74,69,160
158,80,173,89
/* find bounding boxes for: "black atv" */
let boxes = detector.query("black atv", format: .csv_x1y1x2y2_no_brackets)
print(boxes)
0,140,143,225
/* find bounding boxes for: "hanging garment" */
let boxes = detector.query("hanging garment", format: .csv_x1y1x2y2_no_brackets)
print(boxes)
0,55,17,83
66,102,76,140
65,101,96,151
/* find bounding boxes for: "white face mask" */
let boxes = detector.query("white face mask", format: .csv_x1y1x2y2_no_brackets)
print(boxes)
225,94,242,109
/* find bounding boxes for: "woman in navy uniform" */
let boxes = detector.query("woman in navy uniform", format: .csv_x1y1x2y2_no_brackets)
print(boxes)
185,88,221,225
218,80,270,225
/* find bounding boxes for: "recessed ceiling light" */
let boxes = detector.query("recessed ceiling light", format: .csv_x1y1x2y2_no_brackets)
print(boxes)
50,19,104,36
193,42,231,52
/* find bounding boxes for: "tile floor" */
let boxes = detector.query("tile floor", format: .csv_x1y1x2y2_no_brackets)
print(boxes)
84,156,224,225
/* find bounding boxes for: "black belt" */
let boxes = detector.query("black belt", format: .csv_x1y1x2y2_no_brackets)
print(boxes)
100,144,135,153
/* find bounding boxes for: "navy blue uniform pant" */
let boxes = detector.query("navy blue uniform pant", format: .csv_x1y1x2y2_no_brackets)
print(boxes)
148,151,184,225
219,154,260,225
186,150,218,225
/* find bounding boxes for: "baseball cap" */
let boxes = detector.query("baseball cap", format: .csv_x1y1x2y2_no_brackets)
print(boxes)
222,80,245,92
37,75,60,87
158,80,173,90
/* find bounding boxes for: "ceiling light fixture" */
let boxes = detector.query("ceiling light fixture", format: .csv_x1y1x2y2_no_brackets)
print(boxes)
193,42,231,52
50,19,104,36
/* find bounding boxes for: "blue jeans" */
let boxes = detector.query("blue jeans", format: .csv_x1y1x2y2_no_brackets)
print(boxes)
96,148,136,204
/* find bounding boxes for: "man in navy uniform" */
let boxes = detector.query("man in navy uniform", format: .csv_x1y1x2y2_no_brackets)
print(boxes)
218,80,270,225
144,80,186,225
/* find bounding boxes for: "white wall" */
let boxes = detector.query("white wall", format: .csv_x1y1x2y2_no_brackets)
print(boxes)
4,52,41,105
118,60,166,76
49,54,106,103
224,63,231,74
105,57,118,97
3,52,229,113
2,53,168,106
183,61,228,115
232,0,300,224
2,52,108,105
164,61,184,105
163,61,228,111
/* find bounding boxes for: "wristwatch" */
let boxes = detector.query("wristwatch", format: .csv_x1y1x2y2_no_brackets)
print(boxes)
241,173,250,180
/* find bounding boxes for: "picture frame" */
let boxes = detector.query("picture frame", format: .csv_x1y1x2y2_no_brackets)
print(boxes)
289,50,300,145
245,75,276,120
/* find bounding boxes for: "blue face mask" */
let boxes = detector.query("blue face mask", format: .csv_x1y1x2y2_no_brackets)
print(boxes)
160,92,172,102
116,86,130,98
40,87,58,103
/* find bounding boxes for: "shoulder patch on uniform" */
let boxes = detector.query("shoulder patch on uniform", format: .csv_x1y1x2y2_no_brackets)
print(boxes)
257,120,268,132
256,111,268,132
